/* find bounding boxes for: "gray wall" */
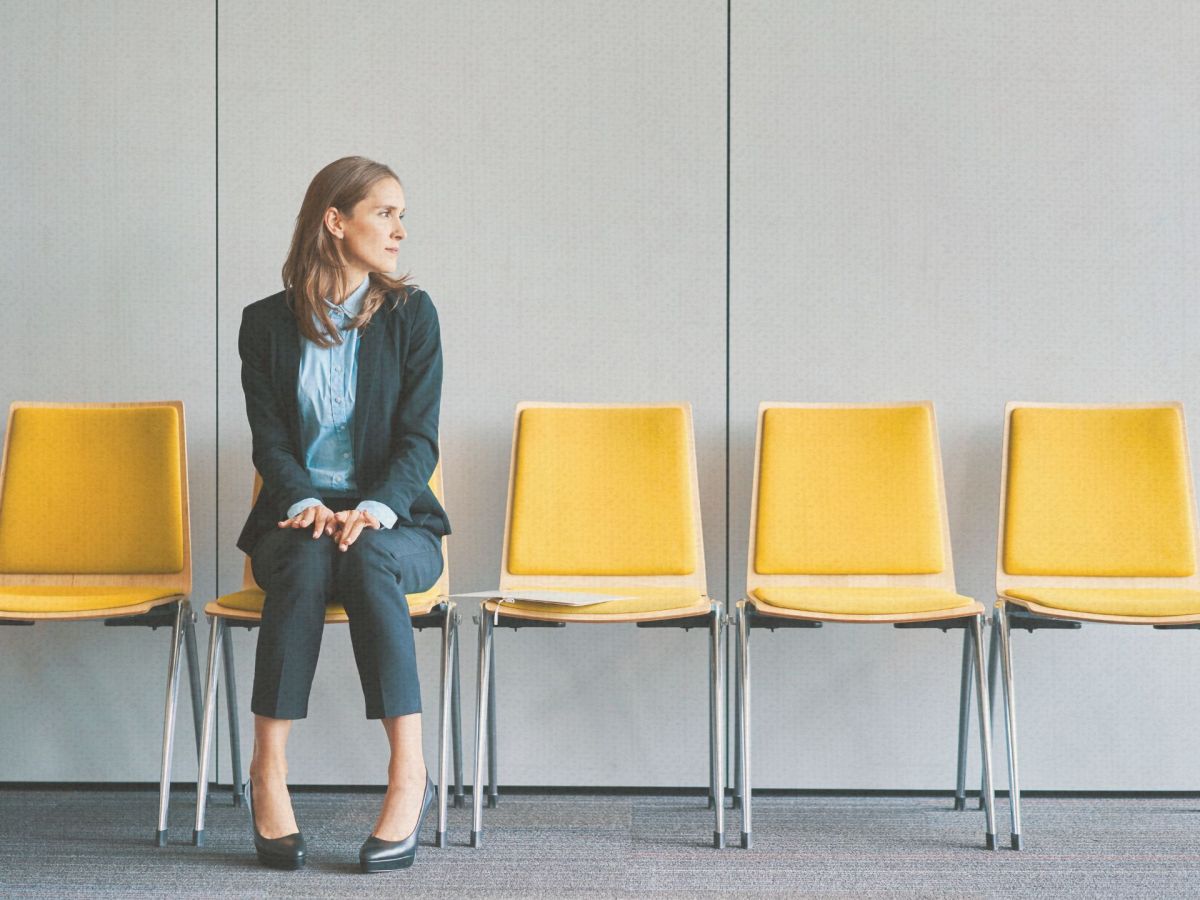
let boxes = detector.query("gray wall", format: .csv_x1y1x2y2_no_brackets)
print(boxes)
2,1,1198,790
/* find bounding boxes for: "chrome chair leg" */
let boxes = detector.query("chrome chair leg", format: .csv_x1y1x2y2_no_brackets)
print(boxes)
980,617,999,809
193,616,224,845
221,624,243,806
995,602,1023,849
954,624,973,810
737,603,752,849
710,603,725,849
970,614,997,849
708,634,717,811
732,610,742,811
155,600,187,847
182,608,203,757
436,601,454,848
487,639,498,809
471,611,494,848
451,616,465,808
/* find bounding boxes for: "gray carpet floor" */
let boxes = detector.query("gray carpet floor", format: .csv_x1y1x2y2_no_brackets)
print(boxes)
2,788,1198,897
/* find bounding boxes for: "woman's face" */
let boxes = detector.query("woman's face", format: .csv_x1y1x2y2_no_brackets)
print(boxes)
328,177,406,281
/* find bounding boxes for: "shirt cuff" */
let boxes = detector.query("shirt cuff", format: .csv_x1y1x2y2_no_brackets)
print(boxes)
356,500,397,529
286,497,322,519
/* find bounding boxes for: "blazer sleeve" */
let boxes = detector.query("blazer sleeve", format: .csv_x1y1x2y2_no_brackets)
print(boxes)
362,291,443,519
239,304,315,517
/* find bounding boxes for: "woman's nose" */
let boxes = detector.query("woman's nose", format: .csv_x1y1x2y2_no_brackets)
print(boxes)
393,221,406,240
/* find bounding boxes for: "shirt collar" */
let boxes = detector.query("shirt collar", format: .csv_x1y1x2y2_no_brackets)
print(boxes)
325,275,370,322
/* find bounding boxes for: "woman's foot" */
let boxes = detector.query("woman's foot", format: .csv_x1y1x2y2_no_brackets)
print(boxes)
249,768,299,840
371,767,429,840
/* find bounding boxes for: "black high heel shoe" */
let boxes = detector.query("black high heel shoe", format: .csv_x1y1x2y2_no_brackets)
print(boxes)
247,778,306,870
359,775,435,873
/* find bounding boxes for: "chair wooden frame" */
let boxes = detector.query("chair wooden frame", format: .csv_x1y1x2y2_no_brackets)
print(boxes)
191,465,464,849
470,401,725,849
0,400,201,846
988,401,1200,850
735,401,997,850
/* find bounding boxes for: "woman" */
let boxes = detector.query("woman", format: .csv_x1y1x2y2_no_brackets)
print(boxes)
236,156,451,873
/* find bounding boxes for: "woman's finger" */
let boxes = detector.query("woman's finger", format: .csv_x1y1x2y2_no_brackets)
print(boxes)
339,515,364,550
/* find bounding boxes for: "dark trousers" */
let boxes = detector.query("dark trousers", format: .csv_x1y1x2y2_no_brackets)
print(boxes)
250,509,443,721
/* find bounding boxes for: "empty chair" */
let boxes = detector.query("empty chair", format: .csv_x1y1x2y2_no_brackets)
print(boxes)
0,401,200,846
471,402,725,848
990,402,1200,849
735,402,997,849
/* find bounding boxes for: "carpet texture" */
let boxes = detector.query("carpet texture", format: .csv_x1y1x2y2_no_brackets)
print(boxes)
1,789,1198,897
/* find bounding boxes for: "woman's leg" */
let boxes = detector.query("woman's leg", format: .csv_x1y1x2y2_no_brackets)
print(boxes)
249,715,298,839
336,526,443,839
374,712,428,839
249,527,336,839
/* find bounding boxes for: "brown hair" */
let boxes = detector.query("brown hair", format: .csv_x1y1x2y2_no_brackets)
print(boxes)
282,156,411,346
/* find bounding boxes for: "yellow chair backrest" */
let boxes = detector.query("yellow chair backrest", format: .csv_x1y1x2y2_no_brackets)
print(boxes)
998,403,1199,583
500,403,706,589
747,402,957,593
0,402,190,589
242,461,450,601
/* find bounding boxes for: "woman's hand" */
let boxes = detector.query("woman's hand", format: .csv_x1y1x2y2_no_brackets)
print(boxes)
332,508,381,551
277,504,338,539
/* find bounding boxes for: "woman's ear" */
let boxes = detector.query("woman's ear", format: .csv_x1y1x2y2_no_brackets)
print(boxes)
323,206,345,240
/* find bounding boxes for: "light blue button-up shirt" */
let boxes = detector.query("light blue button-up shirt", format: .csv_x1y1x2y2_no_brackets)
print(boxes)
286,276,397,528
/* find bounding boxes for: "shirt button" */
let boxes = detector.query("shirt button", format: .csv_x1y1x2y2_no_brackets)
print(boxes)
342,452,350,459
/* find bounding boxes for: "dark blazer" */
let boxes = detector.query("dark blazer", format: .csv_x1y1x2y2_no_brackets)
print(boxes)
237,286,451,555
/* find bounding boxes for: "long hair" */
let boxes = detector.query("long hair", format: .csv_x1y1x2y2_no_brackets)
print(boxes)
282,156,411,346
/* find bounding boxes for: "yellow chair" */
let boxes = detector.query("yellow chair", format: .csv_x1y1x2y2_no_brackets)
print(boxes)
990,402,1200,849
192,465,463,848
0,401,200,846
735,402,997,849
470,402,725,848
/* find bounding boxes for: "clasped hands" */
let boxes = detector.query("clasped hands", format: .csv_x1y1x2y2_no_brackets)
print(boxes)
277,504,380,551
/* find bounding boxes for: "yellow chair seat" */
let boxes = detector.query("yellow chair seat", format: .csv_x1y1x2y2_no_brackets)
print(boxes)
1004,588,1200,619
0,586,181,615
495,586,710,618
211,587,440,621
751,586,976,617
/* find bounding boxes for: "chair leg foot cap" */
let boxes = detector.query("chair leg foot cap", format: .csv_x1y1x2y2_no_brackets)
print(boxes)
453,794,465,809
487,796,497,809
233,793,245,809
192,829,204,847
713,831,724,849
707,796,715,810
470,830,481,848
953,797,966,811
978,797,985,810
1011,834,1023,851
741,832,752,850
985,832,996,850
155,830,167,848
436,830,448,849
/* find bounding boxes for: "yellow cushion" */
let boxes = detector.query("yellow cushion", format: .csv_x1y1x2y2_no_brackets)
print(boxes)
507,407,697,576
1005,588,1200,618
0,406,185,574
0,586,180,614
216,586,441,617
1004,407,1196,577
501,586,708,616
755,406,945,575
752,586,974,616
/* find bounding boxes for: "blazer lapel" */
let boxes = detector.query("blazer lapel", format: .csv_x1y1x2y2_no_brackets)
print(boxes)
353,315,385,463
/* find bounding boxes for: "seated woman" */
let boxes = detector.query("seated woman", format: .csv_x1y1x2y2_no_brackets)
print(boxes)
237,155,451,873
